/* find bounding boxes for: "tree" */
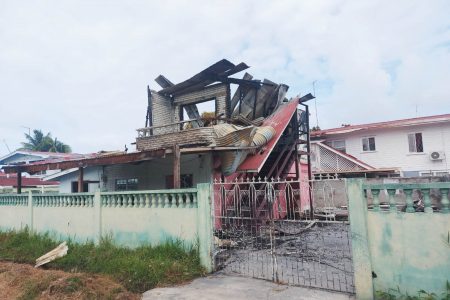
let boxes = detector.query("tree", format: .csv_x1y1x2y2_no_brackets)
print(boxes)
20,129,72,153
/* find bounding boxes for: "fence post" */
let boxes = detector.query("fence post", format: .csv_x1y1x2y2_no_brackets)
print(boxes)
196,183,214,272
28,191,33,232
93,191,102,244
347,178,374,300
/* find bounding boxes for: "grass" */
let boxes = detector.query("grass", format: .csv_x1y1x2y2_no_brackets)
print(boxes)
376,282,450,300
0,229,205,293
18,274,57,300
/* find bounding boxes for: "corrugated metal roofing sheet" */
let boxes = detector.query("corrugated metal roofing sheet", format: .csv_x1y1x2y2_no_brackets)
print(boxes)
237,98,299,172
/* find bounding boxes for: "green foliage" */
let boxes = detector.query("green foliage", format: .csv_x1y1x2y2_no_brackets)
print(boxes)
376,283,450,300
20,129,71,153
0,229,204,293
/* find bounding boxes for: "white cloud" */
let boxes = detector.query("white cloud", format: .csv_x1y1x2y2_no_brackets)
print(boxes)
0,0,449,155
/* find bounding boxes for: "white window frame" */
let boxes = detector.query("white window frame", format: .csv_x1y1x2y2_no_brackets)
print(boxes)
407,132,424,153
362,136,376,152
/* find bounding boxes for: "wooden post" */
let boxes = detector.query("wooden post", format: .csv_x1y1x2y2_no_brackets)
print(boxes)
173,145,181,189
78,167,84,193
17,169,22,194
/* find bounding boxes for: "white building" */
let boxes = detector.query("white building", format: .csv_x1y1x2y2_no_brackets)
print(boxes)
311,114,450,178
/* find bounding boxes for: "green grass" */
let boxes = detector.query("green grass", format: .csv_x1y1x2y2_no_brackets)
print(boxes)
0,229,205,293
376,282,450,300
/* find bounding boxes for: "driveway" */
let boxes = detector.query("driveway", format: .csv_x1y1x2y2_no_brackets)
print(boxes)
142,275,355,300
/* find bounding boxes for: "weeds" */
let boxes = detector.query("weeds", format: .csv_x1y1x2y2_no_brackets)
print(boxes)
376,282,450,300
0,229,205,293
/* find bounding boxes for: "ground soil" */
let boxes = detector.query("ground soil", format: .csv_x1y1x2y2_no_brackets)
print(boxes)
0,261,140,300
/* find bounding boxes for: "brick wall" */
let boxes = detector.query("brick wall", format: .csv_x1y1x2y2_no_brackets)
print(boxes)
174,83,229,120
151,91,175,134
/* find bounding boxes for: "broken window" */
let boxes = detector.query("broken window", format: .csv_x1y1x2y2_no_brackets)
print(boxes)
181,99,216,129
326,140,346,153
408,133,423,153
362,137,376,152
115,178,138,191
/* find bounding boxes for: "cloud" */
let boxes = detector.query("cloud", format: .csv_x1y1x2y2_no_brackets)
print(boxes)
0,0,449,155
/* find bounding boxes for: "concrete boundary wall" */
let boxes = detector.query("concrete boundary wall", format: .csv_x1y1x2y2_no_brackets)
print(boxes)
348,179,450,299
0,183,214,271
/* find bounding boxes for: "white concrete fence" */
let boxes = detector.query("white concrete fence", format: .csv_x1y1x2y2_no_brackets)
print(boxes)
0,184,213,271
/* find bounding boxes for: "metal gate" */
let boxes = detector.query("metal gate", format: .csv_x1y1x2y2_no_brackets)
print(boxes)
212,177,355,294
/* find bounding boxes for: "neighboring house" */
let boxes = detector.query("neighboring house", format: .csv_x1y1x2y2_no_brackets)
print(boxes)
0,150,85,178
3,59,313,194
0,171,58,193
311,114,450,178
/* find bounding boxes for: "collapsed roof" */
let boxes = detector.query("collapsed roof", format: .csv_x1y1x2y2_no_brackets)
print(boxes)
137,59,313,176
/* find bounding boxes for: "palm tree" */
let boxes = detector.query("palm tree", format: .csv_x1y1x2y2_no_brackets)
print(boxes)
49,137,72,153
20,129,72,153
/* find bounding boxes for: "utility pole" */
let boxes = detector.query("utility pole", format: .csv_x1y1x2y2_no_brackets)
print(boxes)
312,81,319,128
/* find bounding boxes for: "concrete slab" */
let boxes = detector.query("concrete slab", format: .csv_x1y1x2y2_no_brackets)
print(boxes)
143,275,356,300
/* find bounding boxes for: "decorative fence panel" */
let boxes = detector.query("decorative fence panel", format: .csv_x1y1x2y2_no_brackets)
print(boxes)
0,184,213,271
347,180,450,300
213,178,355,294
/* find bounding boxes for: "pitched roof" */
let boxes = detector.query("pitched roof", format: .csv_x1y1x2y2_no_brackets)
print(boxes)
311,113,450,137
0,150,85,164
0,172,59,187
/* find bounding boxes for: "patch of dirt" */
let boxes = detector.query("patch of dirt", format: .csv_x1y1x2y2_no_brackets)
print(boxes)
0,261,140,300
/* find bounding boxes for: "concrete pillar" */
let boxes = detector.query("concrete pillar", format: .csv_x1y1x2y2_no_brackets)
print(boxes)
196,183,213,272
93,191,102,244
347,179,374,300
28,191,33,232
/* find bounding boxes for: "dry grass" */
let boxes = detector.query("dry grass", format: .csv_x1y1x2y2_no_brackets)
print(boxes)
0,261,139,300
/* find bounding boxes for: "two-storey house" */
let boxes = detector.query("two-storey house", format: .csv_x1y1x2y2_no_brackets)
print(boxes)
311,114,450,178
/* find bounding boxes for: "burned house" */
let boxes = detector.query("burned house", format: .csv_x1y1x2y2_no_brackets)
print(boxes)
2,59,313,193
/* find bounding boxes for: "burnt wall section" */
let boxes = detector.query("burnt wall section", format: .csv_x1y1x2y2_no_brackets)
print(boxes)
151,91,174,134
174,83,229,120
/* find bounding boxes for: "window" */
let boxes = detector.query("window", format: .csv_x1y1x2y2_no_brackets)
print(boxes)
421,171,449,177
362,137,376,152
326,140,346,153
71,182,89,193
408,133,423,153
115,178,138,191
165,174,194,189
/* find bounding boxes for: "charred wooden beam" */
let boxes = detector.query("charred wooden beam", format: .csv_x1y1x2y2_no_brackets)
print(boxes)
145,86,153,133
154,75,174,89
2,150,166,174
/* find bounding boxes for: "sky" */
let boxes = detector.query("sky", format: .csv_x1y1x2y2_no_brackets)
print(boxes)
0,0,449,156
